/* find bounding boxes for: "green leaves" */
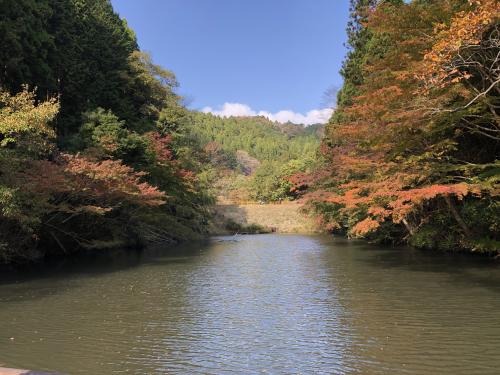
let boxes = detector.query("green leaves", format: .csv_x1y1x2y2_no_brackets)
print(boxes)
78,108,146,162
190,112,320,164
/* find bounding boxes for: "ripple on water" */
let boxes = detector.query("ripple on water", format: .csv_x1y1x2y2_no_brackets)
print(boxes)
0,234,500,374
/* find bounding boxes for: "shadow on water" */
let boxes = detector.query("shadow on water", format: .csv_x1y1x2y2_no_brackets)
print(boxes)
0,239,212,288
2,234,496,285
336,237,500,293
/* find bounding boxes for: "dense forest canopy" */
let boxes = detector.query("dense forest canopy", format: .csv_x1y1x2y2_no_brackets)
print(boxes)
0,0,213,262
297,0,499,252
191,112,320,163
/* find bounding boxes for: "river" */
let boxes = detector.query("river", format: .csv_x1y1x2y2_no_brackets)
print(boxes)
0,234,499,374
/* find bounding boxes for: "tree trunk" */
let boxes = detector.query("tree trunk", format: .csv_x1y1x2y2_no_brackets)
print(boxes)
401,218,415,236
444,195,473,238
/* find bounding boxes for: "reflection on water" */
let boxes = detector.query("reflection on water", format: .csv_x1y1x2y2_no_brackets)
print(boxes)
0,234,499,374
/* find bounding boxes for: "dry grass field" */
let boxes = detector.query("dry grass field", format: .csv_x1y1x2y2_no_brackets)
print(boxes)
211,202,319,234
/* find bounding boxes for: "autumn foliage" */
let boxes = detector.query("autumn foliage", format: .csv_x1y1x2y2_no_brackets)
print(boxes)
304,0,499,252
23,154,167,210
0,88,204,262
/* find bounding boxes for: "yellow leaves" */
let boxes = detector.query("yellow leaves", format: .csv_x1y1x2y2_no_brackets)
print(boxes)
73,205,113,215
433,22,448,33
0,88,59,149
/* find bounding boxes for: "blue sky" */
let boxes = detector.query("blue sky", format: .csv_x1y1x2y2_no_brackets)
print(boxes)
111,0,350,124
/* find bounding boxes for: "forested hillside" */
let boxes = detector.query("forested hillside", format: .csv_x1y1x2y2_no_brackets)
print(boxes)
190,112,321,202
191,112,320,162
0,0,213,262
297,0,499,252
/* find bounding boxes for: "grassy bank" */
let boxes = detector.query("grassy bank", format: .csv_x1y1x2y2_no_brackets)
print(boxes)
210,202,319,235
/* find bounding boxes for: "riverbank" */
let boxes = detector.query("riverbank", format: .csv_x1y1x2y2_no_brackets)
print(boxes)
1,201,316,265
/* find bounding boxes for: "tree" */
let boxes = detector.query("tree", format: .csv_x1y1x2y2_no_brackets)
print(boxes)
0,0,140,139
0,1,214,262
0,87,58,155
305,0,499,252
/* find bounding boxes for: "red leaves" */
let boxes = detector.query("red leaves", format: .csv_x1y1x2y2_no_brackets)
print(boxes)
20,153,166,215
64,154,166,206
287,172,311,192
145,131,197,185
147,132,173,163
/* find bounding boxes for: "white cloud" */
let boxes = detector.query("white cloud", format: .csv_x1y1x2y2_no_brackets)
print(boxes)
201,102,333,125
202,103,256,117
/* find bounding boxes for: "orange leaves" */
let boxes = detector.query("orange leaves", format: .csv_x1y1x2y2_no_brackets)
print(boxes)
351,218,380,236
304,0,498,243
388,183,479,223
306,178,483,238
367,206,391,220
422,0,499,88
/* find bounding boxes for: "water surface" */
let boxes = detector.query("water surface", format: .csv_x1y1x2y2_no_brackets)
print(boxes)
1,234,499,374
